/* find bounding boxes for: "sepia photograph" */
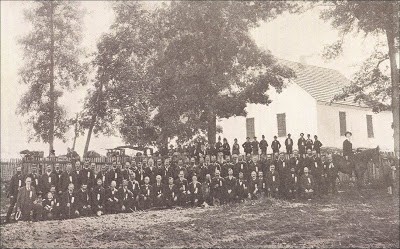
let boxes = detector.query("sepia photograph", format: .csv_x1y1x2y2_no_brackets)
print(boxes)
0,1,399,248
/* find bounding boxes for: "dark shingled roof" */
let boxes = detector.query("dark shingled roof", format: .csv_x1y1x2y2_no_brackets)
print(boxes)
278,60,369,108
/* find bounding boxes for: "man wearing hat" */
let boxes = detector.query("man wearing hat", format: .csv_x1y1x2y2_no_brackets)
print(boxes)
242,137,252,155
313,135,323,156
251,136,259,155
285,134,293,155
259,135,268,155
297,133,306,158
6,166,25,223
232,138,240,155
305,134,314,152
343,131,353,161
271,136,281,156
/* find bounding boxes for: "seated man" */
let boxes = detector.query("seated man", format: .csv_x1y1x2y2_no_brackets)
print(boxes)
201,174,212,206
91,178,106,216
75,183,92,217
236,172,248,202
153,175,165,208
105,181,121,214
139,176,153,210
174,171,189,207
224,168,237,204
300,167,315,200
48,185,61,220
60,183,77,219
42,191,56,220
266,165,280,198
287,167,299,200
188,175,203,207
248,171,259,200
163,176,178,208
210,170,224,205
118,180,134,212
257,171,267,198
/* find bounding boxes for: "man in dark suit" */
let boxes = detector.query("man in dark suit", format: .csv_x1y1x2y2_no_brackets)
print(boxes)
343,131,353,160
6,166,25,223
259,135,268,155
297,133,306,157
41,165,58,196
271,136,281,156
313,135,323,155
242,137,252,155
251,136,259,155
285,133,294,155
16,177,42,222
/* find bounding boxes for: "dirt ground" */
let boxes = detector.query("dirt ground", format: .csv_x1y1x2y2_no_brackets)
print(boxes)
0,188,398,248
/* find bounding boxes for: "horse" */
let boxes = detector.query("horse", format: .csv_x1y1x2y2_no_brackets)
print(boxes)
332,147,381,187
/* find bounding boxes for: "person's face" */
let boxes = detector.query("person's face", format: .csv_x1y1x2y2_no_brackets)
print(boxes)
228,168,233,175
47,165,52,172
178,160,183,167
239,172,243,179
82,184,88,191
50,186,56,194
274,153,278,158
312,151,317,157
75,162,81,169
191,158,195,165
144,177,150,184
117,163,122,169
246,154,251,161
258,171,263,178
226,157,230,162
111,181,116,188
157,160,162,166
97,179,102,186
205,156,210,163
68,184,74,192
300,134,304,138
246,138,250,142
102,164,107,171
32,166,37,174
55,164,60,171
215,171,220,177
251,172,256,179
125,162,130,169
47,192,53,199
294,151,299,157
199,157,204,163
84,162,89,168
238,155,243,161
234,139,237,143
211,156,216,162
307,149,312,156
304,168,309,174
148,160,154,167
288,135,291,138
206,174,211,180
274,137,277,140
168,177,174,184
270,166,275,171
328,155,333,162
137,162,142,168
25,177,31,185
179,172,184,179
346,134,351,139
91,163,96,170
314,136,318,140
279,153,284,159
156,176,161,183
192,175,197,182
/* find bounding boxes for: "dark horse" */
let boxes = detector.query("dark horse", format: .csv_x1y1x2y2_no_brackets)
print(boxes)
332,147,381,186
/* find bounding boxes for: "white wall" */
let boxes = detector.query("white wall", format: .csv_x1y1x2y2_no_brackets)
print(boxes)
217,83,318,146
316,102,394,151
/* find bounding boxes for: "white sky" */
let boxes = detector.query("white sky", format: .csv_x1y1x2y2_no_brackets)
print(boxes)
1,1,384,158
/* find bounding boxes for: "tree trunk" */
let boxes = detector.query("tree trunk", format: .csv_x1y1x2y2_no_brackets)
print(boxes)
386,26,400,158
83,82,104,157
48,2,55,156
83,115,96,157
207,109,217,145
72,113,79,151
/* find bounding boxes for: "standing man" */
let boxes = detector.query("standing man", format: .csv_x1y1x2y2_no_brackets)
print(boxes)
313,135,323,156
305,134,314,152
285,134,293,155
215,136,223,155
232,138,240,155
271,136,281,157
298,133,306,158
222,138,231,157
343,131,353,161
16,177,42,222
41,165,57,196
6,166,25,223
259,135,268,155
251,136,259,155
242,137,252,156
325,154,338,194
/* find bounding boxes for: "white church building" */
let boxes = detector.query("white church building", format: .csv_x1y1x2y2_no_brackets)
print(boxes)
218,60,394,152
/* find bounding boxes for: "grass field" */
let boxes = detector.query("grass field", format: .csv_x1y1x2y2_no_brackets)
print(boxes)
0,187,398,248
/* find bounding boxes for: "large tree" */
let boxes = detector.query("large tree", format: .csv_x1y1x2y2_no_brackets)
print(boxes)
97,1,297,149
18,1,87,155
320,1,399,156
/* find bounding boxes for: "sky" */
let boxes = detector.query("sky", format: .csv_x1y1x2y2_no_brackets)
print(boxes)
1,1,384,159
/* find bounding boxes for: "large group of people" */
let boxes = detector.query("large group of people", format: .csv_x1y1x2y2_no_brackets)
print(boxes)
6,132,348,223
